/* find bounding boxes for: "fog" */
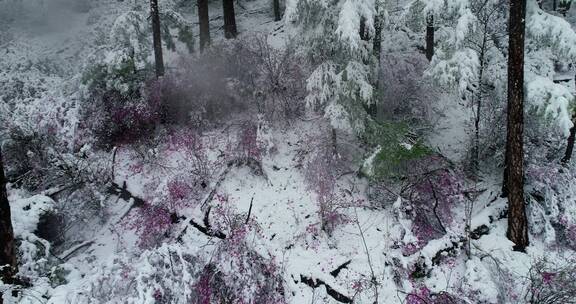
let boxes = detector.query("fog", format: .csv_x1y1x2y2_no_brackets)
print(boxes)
1,0,107,37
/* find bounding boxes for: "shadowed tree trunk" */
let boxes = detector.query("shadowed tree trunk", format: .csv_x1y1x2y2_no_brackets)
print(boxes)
504,0,529,252
273,0,281,21
359,16,370,41
562,113,576,164
0,147,17,289
568,72,576,164
426,13,435,61
223,0,237,39
198,0,210,51
373,9,382,61
150,0,164,77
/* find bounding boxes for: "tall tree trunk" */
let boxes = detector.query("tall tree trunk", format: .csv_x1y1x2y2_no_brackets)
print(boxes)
373,9,382,61
0,147,17,288
198,0,210,51
426,13,435,61
502,147,509,197
359,17,370,41
505,0,529,252
562,113,576,164
553,0,557,11
273,0,281,21
223,0,237,39
568,72,576,164
150,0,164,77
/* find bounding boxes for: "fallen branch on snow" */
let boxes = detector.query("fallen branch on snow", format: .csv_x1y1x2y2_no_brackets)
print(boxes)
330,260,351,278
299,275,353,303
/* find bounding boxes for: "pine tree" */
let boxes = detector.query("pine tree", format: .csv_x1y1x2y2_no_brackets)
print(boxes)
198,0,210,50
223,0,237,38
150,0,165,77
559,0,572,15
294,0,378,135
0,147,17,288
505,0,529,251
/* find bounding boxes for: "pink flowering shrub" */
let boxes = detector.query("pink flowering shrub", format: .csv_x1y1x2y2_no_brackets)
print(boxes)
305,146,348,235
401,243,420,256
164,175,204,215
406,160,466,248
191,195,286,304
525,258,576,304
566,224,576,249
406,286,432,304
525,163,562,189
166,128,211,178
194,264,216,304
302,125,362,236
405,285,464,304
124,203,173,248
80,79,163,148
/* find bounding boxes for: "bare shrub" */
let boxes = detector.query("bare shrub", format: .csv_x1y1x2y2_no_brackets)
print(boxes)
378,51,435,127
79,64,159,149
235,35,308,121
303,122,362,235
524,257,576,304
190,194,286,304
147,35,307,129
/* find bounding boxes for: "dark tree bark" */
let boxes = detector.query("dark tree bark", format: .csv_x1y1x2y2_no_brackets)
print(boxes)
359,17,370,41
150,0,165,77
553,0,557,11
273,0,281,21
198,0,210,51
223,0,237,39
373,13,382,61
501,148,509,197
426,13,435,61
0,147,17,287
562,113,576,164
569,72,576,164
504,0,529,252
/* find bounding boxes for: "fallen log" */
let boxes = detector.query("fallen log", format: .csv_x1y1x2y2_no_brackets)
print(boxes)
330,260,351,278
107,181,145,207
177,157,266,240
299,275,353,303
186,207,227,240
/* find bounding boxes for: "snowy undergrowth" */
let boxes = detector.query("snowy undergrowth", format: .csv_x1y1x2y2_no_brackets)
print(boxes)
6,118,575,304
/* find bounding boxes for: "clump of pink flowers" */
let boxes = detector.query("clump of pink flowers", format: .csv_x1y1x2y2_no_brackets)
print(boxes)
124,203,173,248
